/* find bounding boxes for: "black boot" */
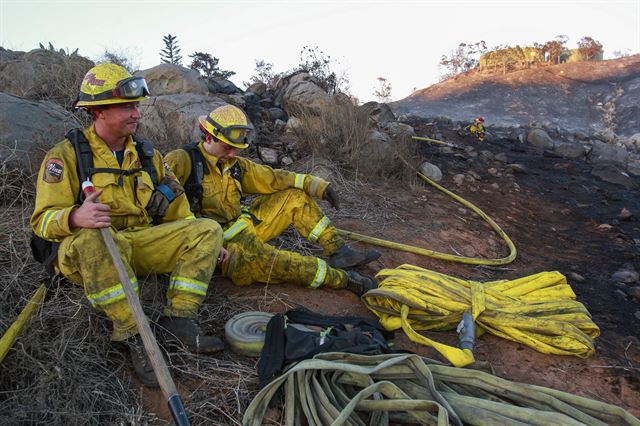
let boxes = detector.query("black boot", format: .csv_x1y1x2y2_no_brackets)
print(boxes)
157,316,225,354
344,270,378,296
328,244,381,270
126,334,159,388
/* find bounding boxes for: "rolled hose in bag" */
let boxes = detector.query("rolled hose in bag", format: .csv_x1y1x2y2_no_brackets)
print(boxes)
362,265,600,367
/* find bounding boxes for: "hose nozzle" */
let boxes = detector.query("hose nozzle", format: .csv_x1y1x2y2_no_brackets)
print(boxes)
457,310,475,352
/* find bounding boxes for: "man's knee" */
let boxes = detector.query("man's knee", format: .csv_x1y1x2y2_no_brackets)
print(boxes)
189,218,223,250
281,188,312,208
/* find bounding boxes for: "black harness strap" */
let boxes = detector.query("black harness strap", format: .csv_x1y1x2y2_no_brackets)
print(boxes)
181,142,245,215
65,128,157,203
31,129,159,279
182,142,208,214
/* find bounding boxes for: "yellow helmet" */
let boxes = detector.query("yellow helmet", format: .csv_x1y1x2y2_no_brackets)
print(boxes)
198,105,254,149
76,63,150,107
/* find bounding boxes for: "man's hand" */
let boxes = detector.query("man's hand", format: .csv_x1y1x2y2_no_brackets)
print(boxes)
69,189,111,228
323,186,340,210
146,176,185,218
217,247,229,264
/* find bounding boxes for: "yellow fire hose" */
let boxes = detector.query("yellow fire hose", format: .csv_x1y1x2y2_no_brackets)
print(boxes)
0,283,47,363
244,353,639,426
337,138,517,265
362,265,600,367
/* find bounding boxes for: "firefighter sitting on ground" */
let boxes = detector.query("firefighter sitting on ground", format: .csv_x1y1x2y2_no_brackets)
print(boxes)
164,105,380,296
468,117,485,142
30,63,226,388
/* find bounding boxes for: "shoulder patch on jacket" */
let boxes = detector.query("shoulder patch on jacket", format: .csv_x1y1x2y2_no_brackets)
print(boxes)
42,158,64,183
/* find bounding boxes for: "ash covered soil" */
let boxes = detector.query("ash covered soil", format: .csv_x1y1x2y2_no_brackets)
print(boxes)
212,121,640,419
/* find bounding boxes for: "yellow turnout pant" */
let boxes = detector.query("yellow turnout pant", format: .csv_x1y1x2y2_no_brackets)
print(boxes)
57,219,223,341
221,189,346,289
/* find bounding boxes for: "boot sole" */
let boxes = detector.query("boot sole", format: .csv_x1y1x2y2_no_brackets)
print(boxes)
329,251,381,270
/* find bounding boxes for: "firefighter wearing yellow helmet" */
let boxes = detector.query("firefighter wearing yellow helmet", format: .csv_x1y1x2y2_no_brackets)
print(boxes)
469,117,486,142
31,63,225,388
165,104,380,295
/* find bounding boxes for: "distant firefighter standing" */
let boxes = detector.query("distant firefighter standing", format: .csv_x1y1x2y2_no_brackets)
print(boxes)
469,117,486,142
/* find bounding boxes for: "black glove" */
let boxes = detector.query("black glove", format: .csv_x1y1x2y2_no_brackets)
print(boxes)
323,186,340,210
146,176,185,219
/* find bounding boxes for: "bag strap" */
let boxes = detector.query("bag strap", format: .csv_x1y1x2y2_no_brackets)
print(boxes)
65,128,93,204
182,142,208,214
133,137,158,186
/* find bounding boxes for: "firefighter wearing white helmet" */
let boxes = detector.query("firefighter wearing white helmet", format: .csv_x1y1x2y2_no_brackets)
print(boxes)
31,63,225,388
165,104,380,296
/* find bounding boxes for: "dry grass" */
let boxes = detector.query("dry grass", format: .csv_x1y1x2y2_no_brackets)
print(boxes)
0,152,268,425
289,98,419,184
19,50,94,111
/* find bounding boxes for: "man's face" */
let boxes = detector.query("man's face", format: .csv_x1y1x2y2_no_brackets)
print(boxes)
203,135,239,162
96,102,141,137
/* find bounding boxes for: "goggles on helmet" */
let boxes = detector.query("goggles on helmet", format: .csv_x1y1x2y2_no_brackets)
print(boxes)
206,115,254,146
78,76,150,103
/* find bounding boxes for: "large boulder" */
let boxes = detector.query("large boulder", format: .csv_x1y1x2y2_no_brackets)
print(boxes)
136,64,208,96
360,102,396,124
553,141,588,159
206,78,242,95
381,121,415,141
593,128,617,144
591,164,636,189
0,48,94,108
588,140,629,167
526,128,555,151
0,92,80,171
246,81,268,98
137,94,228,150
357,129,395,166
281,73,330,114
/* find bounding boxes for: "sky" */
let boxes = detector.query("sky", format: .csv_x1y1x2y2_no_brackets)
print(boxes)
1,0,639,102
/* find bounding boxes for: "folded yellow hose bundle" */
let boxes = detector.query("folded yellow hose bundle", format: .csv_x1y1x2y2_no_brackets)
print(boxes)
244,353,639,426
362,265,600,367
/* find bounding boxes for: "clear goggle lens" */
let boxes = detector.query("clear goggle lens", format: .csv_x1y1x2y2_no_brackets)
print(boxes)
207,116,254,145
113,76,150,99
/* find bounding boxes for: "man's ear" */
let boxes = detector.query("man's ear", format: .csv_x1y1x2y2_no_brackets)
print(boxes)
87,106,105,120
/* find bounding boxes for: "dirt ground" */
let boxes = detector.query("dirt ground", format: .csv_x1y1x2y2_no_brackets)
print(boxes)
2,121,639,424
179,125,640,421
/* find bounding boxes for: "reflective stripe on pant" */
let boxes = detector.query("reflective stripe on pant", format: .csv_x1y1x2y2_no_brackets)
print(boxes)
248,188,343,255
221,223,346,289
57,219,222,341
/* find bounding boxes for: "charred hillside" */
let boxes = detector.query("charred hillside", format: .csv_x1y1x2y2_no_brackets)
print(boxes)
393,55,640,137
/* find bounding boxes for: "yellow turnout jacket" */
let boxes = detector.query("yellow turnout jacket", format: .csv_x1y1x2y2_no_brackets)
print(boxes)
31,124,194,241
165,143,329,223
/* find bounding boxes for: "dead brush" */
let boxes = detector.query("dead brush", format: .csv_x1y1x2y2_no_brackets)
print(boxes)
22,49,94,111
289,98,419,184
288,98,370,168
0,146,277,424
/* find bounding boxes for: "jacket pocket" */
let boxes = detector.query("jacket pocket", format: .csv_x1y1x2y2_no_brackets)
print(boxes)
91,173,118,206
135,171,154,209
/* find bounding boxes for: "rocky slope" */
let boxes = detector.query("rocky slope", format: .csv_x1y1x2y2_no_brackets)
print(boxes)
393,55,640,138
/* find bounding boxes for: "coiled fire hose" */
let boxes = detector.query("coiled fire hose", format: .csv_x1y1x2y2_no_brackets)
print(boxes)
244,352,639,426
362,265,600,367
